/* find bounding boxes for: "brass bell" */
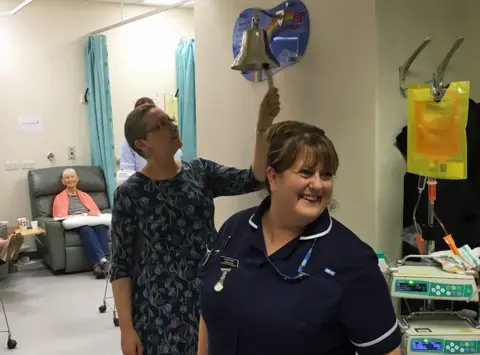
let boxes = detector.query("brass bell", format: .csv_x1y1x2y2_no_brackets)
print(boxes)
231,15,281,88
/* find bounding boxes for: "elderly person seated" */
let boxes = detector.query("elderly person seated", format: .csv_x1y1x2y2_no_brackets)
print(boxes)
52,168,110,279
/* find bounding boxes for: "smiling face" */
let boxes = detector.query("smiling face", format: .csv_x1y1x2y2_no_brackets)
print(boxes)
134,107,183,159
267,149,335,225
62,170,79,189
265,121,339,227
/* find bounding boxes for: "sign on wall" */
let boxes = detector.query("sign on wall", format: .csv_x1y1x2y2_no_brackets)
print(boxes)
18,116,43,133
164,94,179,125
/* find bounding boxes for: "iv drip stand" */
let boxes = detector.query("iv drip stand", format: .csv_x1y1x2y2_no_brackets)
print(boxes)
430,37,465,102
399,38,432,97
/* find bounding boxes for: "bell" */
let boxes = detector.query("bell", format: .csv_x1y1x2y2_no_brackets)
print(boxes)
231,21,280,73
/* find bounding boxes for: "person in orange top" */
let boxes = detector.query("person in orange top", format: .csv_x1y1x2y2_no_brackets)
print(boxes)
53,168,109,279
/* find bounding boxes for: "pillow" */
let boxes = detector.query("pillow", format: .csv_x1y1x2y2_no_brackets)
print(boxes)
62,213,112,230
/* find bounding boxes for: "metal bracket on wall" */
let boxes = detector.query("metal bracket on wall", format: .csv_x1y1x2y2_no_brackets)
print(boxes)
430,37,465,102
399,37,432,97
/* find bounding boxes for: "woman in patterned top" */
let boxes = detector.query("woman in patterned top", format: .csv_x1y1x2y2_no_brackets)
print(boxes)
111,88,280,355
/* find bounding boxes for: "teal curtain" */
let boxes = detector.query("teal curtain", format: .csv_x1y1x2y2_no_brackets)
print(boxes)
84,35,116,205
176,39,197,160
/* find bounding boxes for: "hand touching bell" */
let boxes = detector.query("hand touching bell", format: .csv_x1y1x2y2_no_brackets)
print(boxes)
258,88,281,128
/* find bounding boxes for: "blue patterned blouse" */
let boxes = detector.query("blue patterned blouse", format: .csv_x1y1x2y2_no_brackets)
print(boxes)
110,158,263,355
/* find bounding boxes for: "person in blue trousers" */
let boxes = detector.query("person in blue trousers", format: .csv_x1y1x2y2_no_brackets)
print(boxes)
52,168,110,279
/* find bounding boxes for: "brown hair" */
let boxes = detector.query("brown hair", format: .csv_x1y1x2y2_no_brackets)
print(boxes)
124,104,156,157
265,121,339,192
134,97,154,109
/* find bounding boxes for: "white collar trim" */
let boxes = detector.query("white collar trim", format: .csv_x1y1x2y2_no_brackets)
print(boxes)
248,213,333,240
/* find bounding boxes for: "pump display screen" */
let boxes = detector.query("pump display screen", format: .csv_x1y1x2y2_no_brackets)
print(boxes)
411,340,442,351
396,281,428,293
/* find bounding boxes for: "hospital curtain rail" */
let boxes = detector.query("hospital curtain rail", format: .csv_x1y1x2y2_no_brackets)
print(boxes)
84,35,117,204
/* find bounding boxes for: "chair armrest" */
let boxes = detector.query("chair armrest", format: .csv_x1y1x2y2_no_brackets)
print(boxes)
36,216,61,231
36,216,66,271
0,224,7,240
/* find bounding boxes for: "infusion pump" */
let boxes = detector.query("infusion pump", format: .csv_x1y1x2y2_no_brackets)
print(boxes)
390,265,478,302
402,318,480,354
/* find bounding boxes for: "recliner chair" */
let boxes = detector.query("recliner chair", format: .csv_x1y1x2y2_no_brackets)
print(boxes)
0,224,9,280
27,166,111,273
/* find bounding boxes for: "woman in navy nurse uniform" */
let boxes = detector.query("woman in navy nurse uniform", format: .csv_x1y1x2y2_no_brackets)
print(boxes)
198,121,402,355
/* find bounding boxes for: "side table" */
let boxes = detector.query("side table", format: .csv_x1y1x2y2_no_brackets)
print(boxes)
8,227,46,272
14,227,46,240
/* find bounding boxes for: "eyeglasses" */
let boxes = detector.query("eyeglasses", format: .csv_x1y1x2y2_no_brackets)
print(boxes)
264,238,318,281
146,117,177,134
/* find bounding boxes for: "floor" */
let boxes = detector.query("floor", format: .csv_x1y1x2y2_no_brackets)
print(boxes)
0,261,121,354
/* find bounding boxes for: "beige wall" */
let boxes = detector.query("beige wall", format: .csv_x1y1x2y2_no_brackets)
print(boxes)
0,0,187,232
375,0,474,259
195,0,478,257
1,0,478,258
108,7,194,158
195,0,379,246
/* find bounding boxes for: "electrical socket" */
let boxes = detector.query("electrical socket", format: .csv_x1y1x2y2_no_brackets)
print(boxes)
21,160,35,170
68,146,76,160
5,161,19,170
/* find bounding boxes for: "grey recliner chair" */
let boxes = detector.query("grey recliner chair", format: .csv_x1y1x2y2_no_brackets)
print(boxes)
0,224,9,280
27,166,112,274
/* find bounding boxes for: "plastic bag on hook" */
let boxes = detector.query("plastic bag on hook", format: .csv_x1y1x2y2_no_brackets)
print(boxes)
407,81,470,179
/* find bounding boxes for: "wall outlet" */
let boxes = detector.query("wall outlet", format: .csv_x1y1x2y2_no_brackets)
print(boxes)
21,160,35,170
68,146,76,160
5,161,19,170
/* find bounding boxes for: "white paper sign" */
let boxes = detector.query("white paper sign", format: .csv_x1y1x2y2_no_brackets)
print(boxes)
18,116,43,133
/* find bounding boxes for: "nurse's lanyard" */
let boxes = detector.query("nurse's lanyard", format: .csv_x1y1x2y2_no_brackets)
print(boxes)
206,217,332,290
265,238,318,280
265,216,332,280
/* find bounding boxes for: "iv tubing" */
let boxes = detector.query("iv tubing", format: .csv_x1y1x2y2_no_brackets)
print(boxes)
413,176,426,254
412,176,427,233
427,177,437,226
426,177,448,235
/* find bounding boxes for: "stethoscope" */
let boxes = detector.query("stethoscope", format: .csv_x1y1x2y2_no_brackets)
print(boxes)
205,217,333,292
202,235,231,268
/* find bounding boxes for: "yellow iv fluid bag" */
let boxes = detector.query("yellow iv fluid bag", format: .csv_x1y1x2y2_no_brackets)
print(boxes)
407,81,470,180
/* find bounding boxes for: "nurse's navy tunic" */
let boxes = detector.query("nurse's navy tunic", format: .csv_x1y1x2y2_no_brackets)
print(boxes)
199,197,402,355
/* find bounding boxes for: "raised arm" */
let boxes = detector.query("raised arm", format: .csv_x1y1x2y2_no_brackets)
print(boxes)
252,87,280,180
200,158,263,198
